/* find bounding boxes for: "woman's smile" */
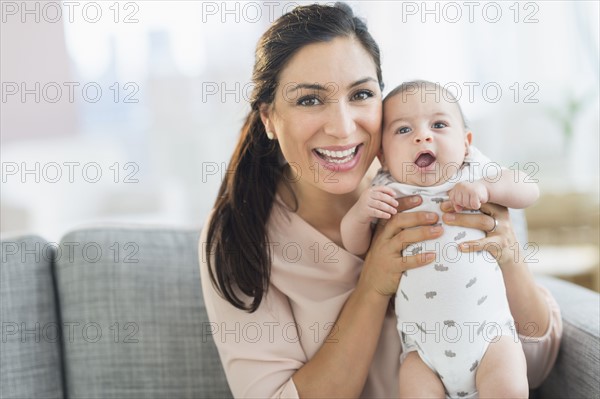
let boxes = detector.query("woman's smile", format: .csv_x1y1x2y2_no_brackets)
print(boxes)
313,143,364,170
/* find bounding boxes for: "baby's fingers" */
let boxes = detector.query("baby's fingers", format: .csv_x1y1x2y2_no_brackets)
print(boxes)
469,195,482,210
370,186,399,207
367,199,397,217
368,188,399,215
449,190,465,212
368,206,395,219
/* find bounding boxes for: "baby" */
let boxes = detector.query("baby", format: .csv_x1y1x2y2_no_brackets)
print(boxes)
341,80,539,399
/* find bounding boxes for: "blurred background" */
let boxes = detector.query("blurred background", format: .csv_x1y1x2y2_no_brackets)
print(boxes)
1,1,599,290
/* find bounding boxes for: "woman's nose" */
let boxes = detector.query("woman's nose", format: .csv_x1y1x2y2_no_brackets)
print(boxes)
323,102,355,138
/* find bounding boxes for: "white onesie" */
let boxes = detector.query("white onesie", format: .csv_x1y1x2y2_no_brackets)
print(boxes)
372,146,518,399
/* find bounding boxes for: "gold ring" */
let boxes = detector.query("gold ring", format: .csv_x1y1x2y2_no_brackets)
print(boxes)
488,216,498,233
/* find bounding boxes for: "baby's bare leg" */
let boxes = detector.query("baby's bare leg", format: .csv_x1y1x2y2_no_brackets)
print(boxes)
476,335,528,398
399,351,445,399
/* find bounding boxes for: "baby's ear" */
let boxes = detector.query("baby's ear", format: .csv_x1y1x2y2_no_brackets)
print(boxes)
464,131,473,154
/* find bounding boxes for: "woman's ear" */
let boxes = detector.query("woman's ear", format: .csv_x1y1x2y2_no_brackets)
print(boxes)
259,103,276,140
259,103,269,126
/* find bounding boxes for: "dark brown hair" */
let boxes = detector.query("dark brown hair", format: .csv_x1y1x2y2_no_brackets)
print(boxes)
205,2,383,312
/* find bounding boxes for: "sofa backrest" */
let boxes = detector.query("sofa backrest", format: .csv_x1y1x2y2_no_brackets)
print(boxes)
1,236,64,398
2,229,232,398
54,227,232,398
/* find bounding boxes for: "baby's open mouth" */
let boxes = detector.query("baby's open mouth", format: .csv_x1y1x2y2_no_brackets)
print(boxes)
414,151,436,168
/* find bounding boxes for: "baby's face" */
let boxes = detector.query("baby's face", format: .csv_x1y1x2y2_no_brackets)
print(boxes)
381,90,471,187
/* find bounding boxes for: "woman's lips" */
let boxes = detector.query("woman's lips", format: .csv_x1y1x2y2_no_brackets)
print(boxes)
312,144,363,172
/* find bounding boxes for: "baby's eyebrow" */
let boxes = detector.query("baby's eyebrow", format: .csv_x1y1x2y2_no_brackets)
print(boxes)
383,117,409,130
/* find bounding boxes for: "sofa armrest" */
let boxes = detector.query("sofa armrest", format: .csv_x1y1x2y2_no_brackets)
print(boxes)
536,276,600,398
0,236,64,399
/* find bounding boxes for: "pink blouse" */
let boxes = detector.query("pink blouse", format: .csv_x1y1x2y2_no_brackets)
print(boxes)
199,198,562,398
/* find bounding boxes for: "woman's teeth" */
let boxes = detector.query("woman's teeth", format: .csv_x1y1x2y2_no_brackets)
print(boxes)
315,146,358,163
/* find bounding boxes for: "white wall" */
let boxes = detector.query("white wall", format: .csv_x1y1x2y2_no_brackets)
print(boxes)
1,1,78,140
1,1,598,242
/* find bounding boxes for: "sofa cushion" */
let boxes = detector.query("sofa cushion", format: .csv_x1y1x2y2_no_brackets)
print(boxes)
54,227,232,399
1,235,64,398
537,275,600,398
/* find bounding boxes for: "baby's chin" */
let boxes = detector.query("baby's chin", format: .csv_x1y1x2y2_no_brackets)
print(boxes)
390,169,453,188
406,175,446,187
393,158,464,187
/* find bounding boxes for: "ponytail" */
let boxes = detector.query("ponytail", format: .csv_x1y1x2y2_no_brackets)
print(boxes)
205,111,285,311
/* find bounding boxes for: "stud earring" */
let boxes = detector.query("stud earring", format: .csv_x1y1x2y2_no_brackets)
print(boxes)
266,131,275,140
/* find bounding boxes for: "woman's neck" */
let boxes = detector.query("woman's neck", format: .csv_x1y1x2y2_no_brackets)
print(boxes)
278,170,371,246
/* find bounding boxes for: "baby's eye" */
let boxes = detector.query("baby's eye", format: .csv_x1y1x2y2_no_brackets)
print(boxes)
396,126,411,134
297,96,322,107
352,89,374,101
432,122,447,129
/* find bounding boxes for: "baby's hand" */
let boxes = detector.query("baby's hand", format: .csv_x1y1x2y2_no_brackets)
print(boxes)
448,181,489,212
355,186,399,223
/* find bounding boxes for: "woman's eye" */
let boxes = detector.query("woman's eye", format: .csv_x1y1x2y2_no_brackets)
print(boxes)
433,122,447,129
297,96,322,106
352,89,374,101
396,126,411,134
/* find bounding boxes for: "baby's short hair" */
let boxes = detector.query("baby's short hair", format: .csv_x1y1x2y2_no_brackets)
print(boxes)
383,80,469,129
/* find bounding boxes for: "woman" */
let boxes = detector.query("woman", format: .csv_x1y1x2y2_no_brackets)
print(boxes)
200,3,561,397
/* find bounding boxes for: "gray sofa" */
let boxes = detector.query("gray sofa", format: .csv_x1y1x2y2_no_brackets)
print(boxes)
1,227,599,398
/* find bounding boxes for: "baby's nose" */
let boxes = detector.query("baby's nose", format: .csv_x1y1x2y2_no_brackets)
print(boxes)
414,132,433,143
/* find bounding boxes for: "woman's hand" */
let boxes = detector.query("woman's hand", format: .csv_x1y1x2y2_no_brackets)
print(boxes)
359,195,442,297
440,201,518,267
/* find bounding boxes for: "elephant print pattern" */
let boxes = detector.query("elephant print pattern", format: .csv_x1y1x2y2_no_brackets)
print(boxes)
372,154,517,399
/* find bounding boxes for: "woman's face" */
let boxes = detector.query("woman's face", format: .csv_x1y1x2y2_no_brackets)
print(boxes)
260,36,382,196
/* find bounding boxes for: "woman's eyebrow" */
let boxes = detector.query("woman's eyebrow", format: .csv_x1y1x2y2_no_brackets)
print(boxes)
288,77,378,92
289,83,325,92
348,77,378,88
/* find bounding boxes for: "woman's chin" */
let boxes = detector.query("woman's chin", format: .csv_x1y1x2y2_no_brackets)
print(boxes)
286,155,370,195
318,173,364,195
